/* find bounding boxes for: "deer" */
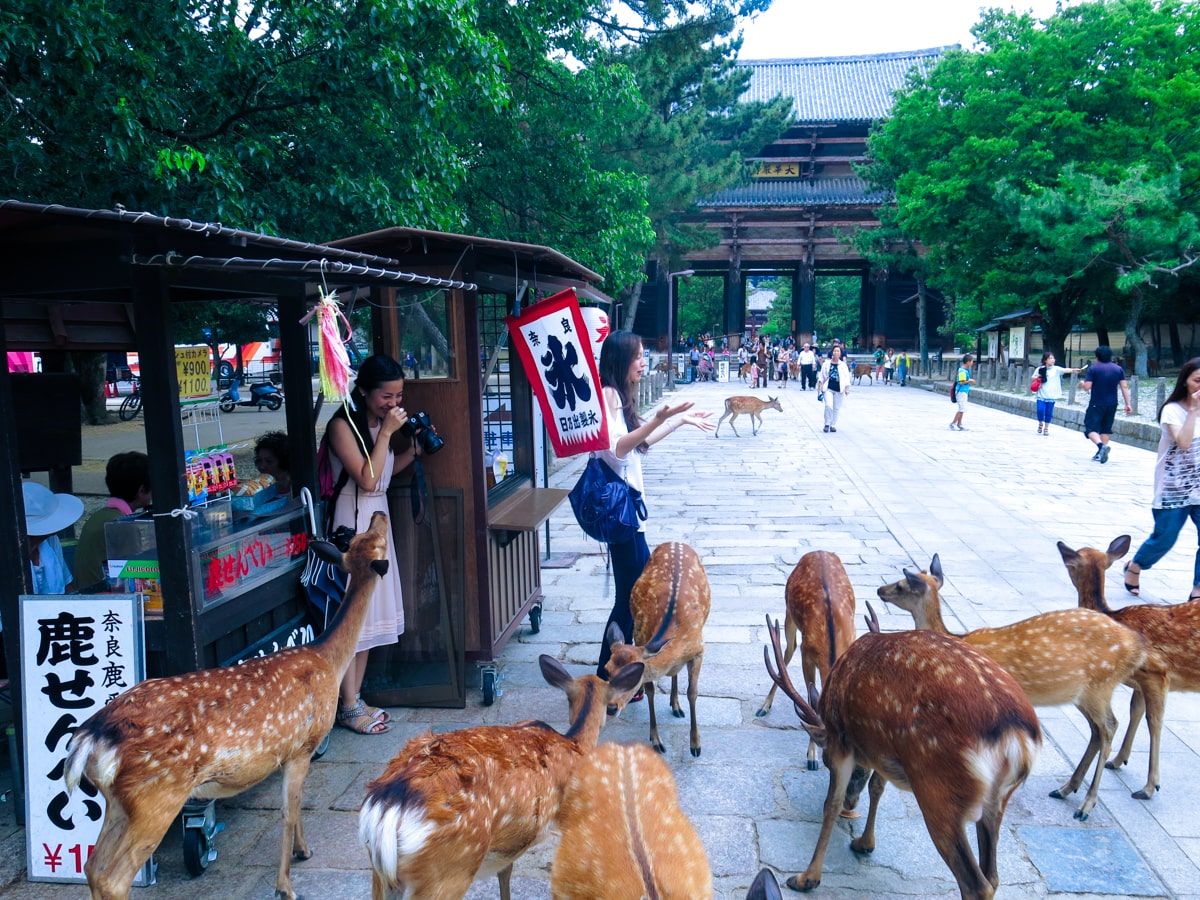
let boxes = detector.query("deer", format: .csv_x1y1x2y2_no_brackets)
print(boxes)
359,655,645,900
714,395,782,437
549,741,713,900
877,553,1155,820
63,511,394,900
850,363,873,384
763,609,1040,899
605,540,711,757
1058,535,1185,800
756,550,856,771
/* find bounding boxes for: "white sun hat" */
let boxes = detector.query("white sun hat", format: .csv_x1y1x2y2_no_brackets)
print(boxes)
22,482,85,537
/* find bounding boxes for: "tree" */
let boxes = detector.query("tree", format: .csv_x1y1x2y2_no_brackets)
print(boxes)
813,277,859,350
859,0,1200,369
676,276,726,342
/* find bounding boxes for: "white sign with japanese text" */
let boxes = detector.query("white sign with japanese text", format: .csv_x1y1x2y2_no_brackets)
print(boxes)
20,594,149,885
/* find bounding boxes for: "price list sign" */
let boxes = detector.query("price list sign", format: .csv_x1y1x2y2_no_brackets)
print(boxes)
19,594,151,885
175,344,212,399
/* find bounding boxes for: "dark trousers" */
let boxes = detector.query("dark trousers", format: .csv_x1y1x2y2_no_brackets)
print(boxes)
801,364,816,389
597,531,651,677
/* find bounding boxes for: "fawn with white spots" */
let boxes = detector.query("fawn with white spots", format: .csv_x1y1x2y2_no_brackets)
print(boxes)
714,395,782,437
1059,535,1184,799
763,609,1040,899
605,541,711,757
550,741,712,900
63,511,394,900
877,553,1155,821
756,550,856,771
358,655,645,900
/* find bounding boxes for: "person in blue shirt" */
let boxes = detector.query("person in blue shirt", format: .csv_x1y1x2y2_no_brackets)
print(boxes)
949,353,975,431
1080,345,1132,463
23,482,84,594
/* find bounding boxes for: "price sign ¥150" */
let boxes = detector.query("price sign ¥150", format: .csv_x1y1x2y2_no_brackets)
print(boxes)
175,345,212,399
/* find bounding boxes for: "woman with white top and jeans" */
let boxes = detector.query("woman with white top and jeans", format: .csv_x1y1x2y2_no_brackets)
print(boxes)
817,344,851,433
1123,358,1200,602
594,330,713,681
1033,351,1082,435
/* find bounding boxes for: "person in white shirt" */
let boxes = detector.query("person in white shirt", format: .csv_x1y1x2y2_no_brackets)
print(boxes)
817,345,851,433
1033,351,1082,435
797,343,817,391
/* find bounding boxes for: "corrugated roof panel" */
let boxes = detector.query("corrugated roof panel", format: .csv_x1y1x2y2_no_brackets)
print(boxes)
699,176,888,208
740,47,952,122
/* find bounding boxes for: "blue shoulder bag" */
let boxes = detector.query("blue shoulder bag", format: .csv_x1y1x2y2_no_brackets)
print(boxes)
568,455,647,544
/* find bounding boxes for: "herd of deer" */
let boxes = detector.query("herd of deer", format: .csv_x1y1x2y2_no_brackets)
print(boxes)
59,514,1199,899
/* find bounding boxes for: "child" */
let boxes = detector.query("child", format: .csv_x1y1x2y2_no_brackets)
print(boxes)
749,361,760,389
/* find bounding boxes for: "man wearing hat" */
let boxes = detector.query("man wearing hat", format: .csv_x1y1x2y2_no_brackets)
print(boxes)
23,482,84,594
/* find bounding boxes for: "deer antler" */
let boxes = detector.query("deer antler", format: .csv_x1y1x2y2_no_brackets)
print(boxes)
864,600,880,633
763,615,821,727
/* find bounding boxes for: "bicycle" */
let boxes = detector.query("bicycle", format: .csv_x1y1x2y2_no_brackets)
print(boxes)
118,375,142,421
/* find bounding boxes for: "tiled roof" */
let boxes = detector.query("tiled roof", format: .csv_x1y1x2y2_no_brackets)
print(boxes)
699,176,888,209
740,47,952,122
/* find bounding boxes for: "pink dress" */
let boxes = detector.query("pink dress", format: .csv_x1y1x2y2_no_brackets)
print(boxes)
331,423,405,651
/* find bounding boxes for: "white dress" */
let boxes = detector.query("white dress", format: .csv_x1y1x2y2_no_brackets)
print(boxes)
331,423,405,651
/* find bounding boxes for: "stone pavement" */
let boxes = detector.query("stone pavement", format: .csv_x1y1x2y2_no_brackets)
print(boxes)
3,375,1200,898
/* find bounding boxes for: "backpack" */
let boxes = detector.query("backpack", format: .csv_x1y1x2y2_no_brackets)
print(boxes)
949,369,958,402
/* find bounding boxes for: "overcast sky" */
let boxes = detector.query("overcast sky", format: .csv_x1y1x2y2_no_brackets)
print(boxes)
736,0,1079,59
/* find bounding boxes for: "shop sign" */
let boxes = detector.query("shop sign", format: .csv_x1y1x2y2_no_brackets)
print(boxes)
19,594,151,886
199,524,308,605
174,344,212,399
507,288,609,457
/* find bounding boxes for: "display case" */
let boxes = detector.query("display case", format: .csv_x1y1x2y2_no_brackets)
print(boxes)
106,502,309,614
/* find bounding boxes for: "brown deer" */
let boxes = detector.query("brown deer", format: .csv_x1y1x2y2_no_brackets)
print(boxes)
63,512,394,900
550,741,713,899
763,612,1040,899
851,363,873,384
756,550,856,771
1058,535,1183,799
877,553,1153,820
605,541,711,757
715,395,782,437
359,655,645,900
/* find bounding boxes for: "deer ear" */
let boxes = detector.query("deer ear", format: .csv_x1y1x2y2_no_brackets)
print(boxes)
929,553,944,585
903,569,924,591
1057,540,1079,564
606,623,626,646
539,655,573,691
369,559,390,577
609,661,646,694
646,635,672,654
1107,535,1131,560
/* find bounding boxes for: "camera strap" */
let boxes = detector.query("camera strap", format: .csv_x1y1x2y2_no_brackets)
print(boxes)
410,459,427,525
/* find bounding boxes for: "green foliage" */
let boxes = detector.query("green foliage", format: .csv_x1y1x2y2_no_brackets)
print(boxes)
174,302,274,374
813,277,859,347
754,278,792,338
860,0,1200,362
676,276,725,340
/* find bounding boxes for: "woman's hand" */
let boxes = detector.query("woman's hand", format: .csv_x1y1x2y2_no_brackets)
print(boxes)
653,401,695,425
379,405,409,440
678,412,715,433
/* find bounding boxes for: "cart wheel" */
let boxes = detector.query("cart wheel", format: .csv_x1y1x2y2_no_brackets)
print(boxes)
312,730,331,761
482,669,497,706
529,604,542,634
183,827,211,877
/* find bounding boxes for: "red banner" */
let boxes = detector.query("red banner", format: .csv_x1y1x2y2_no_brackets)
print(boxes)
507,288,609,457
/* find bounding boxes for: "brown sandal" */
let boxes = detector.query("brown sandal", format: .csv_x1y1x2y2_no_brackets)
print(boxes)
357,694,390,725
1123,562,1140,596
337,701,390,735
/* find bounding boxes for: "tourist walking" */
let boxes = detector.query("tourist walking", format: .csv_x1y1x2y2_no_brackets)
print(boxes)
1121,358,1200,601
818,345,851,433
1081,345,1133,463
1033,352,1082,435
897,349,910,386
949,353,975,431
594,331,714,680
798,342,817,390
883,348,896,384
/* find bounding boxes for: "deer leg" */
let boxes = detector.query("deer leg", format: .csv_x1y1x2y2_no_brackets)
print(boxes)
729,413,740,437
1109,682,1144,772
788,756,856,892
975,803,1004,891
686,652,703,757
1051,695,1114,820
87,796,180,900
924,809,993,900
850,770,886,855
715,412,727,437
1134,669,1167,799
756,615,799,717
669,673,684,718
275,756,314,899
801,653,821,771
645,681,664,753
498,862,513,900
752,413,760,435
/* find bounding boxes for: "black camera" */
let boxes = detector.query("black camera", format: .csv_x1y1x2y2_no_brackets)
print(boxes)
400,410,445,455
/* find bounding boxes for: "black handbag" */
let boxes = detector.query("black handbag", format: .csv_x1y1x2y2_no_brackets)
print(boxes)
568,455,647,544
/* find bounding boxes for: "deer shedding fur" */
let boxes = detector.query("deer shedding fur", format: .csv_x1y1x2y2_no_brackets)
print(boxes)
63,511,394,900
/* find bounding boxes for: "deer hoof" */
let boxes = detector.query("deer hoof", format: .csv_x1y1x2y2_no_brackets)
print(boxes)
672,708,686,719
1049,788,1065,799
755,707,769,718
1074,808,1090,821
806,759,820,771
1105,760,1124,771
691,746,701,758
652,741,666,754
1132,787,1156,800
787,874,820,892
293,847,313,862
850,838,875,856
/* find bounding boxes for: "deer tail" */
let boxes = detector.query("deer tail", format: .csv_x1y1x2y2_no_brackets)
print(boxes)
358,791,435,886
63,730,95,795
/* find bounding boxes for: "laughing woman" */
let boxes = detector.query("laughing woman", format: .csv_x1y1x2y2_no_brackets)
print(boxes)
593,331,714,681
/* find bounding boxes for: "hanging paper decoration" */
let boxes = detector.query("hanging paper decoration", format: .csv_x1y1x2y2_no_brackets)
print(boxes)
308,289,353,402
507,288,609,457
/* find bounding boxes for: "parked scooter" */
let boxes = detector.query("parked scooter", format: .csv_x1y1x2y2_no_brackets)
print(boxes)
219,378,283,412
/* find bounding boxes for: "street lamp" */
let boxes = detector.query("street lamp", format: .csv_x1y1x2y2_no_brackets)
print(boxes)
666,268,695,388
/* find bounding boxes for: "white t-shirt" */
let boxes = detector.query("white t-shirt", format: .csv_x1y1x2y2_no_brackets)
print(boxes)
1153,401,1200,509
1036,364,1070,401
597,387,646,529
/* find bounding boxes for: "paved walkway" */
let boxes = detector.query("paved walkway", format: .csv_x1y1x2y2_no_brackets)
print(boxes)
3,376,1199,898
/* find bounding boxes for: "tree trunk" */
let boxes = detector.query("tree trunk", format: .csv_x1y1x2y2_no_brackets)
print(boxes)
73,352,110,425
916,275,929,367
1169,320,1183,367
621,280,645,333
1124,288,1148,377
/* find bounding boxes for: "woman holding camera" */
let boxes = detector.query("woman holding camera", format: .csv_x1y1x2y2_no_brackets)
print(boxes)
326,354,420,734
